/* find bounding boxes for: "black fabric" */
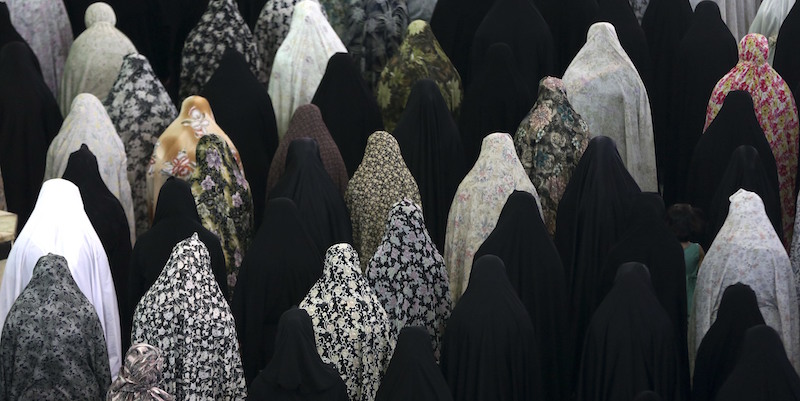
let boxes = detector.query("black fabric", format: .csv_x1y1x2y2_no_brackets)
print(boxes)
474,190,569,401
553,135,641,389
469,0,555,94
62,0,166,78
708,145,782,246
0,42,61,233
128,177,228,337
236,0,267,30
62,144,132,350
714,325,800,401
232,197,323,385
635,392,662,401
692,283,766,401
440,255,541,401
458,42,534,166
268,138,353,254
153,0,209,103
556,0,600,75
375,326,453,401
773,2,800,105
0,4,24,48
429,0,496,91
667,0,738,205
393,79,465,253
595,0,652,89
600,192,689,400
685,90,779,250
577,262,680,401
311,52,384,177
247,307,350,401
641,0,692,201
201,47,279,229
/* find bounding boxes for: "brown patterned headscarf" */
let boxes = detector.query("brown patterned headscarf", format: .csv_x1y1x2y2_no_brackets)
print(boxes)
107,343,174,401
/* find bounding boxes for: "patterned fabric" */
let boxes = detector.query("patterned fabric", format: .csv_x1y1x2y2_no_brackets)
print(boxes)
346,132,421,271
444,132,541,302
253,0,327,79
789,191,800,307
347,0,409,92
266,104,349,194
407,0,436,21
105,53,178,238
131,234,247,400
146,96,242,222
179,0,266,99
376,20,462,131
300,243,395,401
58,2,136,116
0,254,111,400
704,33,799,245
45,93,135,244
629,0,650,23
189,134,253,295
107,343,174,401
515,76,590,236
690,189,800,372
5,0,72,97
366,199,451,358
269,0,347,138
563,22,657,192
748,0,795,64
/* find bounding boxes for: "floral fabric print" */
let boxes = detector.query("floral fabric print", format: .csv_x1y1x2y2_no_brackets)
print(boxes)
515,76,590,236
253,0,327,79
131,234,247,400
300,243,395,401
105,53,178,237
6,0,72,96
0,254,111,400
347,0,409,92
179,0,267,99
691,189,800,372
346,132,421,271
376,20,463,131
45,93,136,244
704,33,799,245
190,134,254,295
445,132,542,302
366,199,452,358
107,343,174,401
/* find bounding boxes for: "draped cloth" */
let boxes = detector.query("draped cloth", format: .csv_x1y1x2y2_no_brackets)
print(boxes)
58,2,136,116
440,255,541,401
107,343,174,401
231,198,323,385
366,199,452,357
268,0,346,138
704,33,799,244
563,22,657,192
514,76,590,236
5,0,72,96
444,132,541,302
393,79,465,251
0,179,121,378
254,0,327,79
105,53,177,237
690,0,762,42
690,189,800,372
300,243,395,401
346,132,421,271
0,254,111,400
0,42,61,232
376,20,462,132
346,0,408,92
749,0,796,63
131,234,248,400
45,93,135,244
596,0,653,89
773,3,800,101
178,0,266,99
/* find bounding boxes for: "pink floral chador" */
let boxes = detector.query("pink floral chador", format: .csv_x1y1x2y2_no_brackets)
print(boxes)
704,33,799,245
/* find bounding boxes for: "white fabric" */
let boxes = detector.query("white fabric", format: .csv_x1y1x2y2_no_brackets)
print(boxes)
6,0,72,97
749,0,795,64
0,179,122,379
45,93,136,245
691,0,762,42
562,22,657,192
691,189,800,372
58,2,136,116
268,0,346,138
444,132,542,302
